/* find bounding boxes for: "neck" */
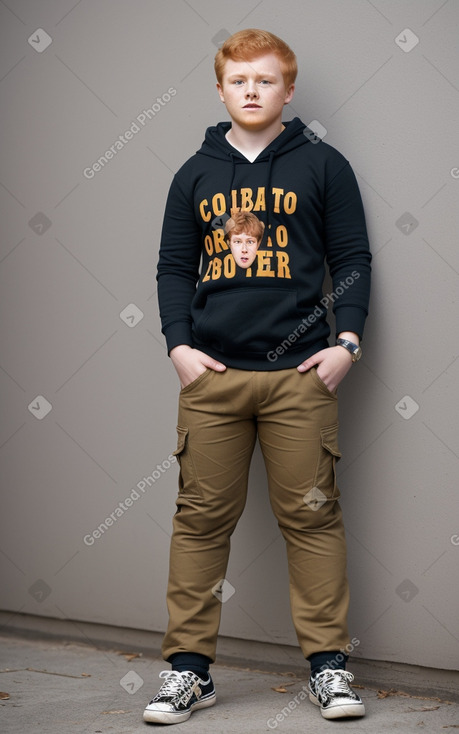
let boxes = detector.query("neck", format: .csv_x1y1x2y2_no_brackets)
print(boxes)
226,120,285,158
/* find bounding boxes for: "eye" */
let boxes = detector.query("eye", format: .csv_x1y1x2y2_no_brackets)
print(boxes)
259,80,271,85
232,80,244,85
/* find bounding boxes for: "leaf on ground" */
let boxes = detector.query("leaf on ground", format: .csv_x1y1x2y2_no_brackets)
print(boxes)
101,709,130,714
378,688,411,699
365,683,453,705
0,692,10,700
272,681,296,693
116,651,142,662
407,705,440,712
80,673,91,677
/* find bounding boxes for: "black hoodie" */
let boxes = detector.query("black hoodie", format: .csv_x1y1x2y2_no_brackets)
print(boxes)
157,117,371,370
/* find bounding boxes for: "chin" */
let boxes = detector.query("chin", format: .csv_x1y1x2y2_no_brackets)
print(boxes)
237,116,268,131
242,121,267,131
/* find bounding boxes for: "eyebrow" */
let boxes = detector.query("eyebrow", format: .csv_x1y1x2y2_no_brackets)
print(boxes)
226,72,277,81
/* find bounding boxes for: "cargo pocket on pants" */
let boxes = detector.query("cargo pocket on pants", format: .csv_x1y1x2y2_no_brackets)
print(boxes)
313,424,342,501
173,426,201,498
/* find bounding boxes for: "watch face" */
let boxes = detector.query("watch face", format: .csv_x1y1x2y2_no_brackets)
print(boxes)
353,346,362,362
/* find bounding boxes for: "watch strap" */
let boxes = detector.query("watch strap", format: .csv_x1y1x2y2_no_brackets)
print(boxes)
336,338,362,362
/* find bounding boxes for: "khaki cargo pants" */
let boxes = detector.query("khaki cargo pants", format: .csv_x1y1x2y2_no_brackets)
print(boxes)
162,366,350,662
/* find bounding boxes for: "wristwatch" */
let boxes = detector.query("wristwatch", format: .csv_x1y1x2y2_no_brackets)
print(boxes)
336,338,362,363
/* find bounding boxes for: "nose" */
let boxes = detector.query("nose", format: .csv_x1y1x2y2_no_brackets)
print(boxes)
245,81,258,98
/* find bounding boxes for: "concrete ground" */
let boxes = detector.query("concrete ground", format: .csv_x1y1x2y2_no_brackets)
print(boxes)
1,634,458,733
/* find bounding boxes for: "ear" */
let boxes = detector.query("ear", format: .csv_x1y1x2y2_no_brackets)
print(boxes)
216,82,225,103
284,84,295,105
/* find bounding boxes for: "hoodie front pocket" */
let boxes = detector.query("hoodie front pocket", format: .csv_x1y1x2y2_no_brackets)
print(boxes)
194,287,298,354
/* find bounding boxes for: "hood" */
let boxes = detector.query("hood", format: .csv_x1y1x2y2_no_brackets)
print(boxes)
196,116,310,162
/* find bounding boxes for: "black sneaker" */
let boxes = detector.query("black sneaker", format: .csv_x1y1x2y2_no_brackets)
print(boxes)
143,669,216,724
308,668,365,719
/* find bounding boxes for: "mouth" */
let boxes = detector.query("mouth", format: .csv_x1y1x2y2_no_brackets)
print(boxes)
243,104,261,109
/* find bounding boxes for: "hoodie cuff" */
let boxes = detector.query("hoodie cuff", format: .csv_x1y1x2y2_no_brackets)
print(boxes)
164,322,193,355
334,305,368,341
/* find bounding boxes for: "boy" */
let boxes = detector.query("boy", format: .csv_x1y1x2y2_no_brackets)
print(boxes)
144,28,371,725
226,209,265,269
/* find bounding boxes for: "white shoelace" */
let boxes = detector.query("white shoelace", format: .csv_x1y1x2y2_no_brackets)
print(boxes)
155,670,199,704
316,669,355,697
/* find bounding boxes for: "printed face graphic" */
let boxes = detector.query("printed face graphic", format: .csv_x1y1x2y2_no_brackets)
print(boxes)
229,232,260,268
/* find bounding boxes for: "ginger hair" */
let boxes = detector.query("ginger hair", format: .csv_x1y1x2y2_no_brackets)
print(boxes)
225,209,265,243
215,29,297,89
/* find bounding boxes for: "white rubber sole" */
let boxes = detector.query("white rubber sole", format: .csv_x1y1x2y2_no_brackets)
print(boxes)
143,692,216,724
309,691,365,719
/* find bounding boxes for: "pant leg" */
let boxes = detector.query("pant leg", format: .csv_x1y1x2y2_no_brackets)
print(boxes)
256,367,350,659
162,368,257,663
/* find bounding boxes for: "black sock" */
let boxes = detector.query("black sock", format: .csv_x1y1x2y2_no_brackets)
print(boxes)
168,652,212,680
307,650,348,677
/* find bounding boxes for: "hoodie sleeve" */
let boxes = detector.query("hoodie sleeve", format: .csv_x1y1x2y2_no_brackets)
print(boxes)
156,172,201,353
323,161,372,340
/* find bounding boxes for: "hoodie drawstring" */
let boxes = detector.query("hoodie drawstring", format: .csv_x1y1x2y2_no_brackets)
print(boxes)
226,149,276,249
227,152,237,217
264,150,275,246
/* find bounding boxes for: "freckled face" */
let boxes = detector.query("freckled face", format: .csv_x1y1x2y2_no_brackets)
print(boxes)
229,232,260,268
216,54,294,131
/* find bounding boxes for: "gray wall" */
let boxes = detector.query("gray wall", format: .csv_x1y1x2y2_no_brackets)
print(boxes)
1,0,458,671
